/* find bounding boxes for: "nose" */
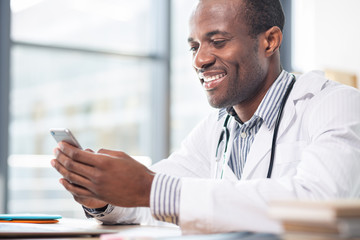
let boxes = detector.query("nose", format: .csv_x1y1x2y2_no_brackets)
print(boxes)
192,45,215,70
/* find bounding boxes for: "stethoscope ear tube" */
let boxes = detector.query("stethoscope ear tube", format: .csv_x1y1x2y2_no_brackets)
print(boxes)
215,130,225,157
215,115,232,179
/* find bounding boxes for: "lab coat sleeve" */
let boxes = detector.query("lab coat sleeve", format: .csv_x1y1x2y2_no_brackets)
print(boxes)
88,204,158,225
150,110,219,177
178,84,360,234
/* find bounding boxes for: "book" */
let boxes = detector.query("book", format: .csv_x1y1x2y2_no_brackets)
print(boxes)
269,199,360,223
268,200,360,239
282,218,360,238
0,219,59,223
0,213,62,224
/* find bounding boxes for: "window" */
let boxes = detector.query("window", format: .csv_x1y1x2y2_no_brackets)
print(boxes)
9,0,166,217
170,0,212,151
2,0,234,217
292,0,360,79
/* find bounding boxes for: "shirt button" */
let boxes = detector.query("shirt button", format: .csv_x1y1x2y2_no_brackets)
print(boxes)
240,132,247,138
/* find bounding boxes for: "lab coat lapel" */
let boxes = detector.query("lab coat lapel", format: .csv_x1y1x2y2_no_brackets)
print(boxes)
241,96,297,180
275,99,296,141
241,123,272,179
224,164,240,181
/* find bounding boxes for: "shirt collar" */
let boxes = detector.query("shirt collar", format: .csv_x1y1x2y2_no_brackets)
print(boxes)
218,70,294,129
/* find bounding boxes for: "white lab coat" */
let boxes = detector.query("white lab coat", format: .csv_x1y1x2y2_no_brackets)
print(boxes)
95,71,360,234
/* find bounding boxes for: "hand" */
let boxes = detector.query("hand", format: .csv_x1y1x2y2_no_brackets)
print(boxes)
66,188,108,209
51,142,155,208
51,148,108,209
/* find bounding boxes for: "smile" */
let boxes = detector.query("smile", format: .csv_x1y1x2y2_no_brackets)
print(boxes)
203,73,227,82
199,72,227,90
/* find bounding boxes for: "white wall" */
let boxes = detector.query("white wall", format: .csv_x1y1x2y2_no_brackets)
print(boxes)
292,0,360,85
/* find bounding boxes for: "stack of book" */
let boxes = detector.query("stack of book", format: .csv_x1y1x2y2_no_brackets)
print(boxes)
268,200,360,239
0,213,62,224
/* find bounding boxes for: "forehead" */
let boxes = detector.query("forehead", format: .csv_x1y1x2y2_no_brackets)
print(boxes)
189,0,245,37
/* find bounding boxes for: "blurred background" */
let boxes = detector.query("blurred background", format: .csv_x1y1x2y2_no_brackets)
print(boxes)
0,0,359,218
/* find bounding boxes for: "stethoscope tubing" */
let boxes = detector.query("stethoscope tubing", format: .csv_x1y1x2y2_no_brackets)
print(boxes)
267,76,296,178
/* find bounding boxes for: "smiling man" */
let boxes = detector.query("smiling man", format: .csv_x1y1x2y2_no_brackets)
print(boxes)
188,0,282,121
51,0,360,235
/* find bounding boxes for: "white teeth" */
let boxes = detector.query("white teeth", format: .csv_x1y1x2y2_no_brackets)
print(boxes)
203,73,226,82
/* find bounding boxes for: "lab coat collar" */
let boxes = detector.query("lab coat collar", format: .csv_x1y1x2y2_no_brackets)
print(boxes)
277,71,328,140
291,70,328,101
217,108,228,121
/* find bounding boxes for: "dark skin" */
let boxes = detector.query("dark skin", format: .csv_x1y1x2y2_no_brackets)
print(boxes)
189,0,282,122
52,144,155,208
51,0,283,210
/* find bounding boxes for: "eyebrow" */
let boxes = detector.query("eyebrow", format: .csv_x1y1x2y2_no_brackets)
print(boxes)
187,30,232,43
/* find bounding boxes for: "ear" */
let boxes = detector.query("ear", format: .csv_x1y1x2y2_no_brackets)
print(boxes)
263,26,283,57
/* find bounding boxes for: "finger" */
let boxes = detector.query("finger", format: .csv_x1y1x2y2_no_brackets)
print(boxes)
54,148,97,178
85,148,94,153
59,142,100,166
59,178,95,198
51,157,94,188
97,148,129,159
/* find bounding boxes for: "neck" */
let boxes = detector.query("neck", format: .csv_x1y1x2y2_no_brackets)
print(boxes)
233,63,282,122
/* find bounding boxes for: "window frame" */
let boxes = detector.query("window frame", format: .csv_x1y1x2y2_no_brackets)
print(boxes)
0,0,11,213
1,0,171,213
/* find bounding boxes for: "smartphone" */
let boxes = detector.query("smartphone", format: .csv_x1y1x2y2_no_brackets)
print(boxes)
50,128,82,149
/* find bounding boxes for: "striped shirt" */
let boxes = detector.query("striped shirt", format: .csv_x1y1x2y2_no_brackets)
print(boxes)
151,70,295,224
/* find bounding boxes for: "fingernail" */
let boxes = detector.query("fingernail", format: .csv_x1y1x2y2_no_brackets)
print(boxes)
50,159,55,167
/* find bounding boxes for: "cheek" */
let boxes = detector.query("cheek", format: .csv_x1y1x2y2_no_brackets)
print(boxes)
223,50,253,70
255,50,268,69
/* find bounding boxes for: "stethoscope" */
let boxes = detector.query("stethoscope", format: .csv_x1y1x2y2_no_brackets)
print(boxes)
215,75,296,179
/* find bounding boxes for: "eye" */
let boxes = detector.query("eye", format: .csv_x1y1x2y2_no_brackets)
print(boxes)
189,46,196,52
211,39,227,48
189,44,199,53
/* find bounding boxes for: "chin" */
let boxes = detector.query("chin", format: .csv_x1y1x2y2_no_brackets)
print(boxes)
207,97,229,109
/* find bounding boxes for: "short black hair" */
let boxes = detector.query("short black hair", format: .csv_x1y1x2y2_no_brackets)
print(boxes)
241,0,285,38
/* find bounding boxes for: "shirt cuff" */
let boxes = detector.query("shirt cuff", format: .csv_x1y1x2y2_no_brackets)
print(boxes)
83,204,115,218
150,173,182,225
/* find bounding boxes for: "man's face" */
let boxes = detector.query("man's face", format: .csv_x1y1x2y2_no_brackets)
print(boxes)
188,0,267,109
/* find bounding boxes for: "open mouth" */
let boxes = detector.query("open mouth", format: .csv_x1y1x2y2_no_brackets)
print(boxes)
203,73,227,82
199,72,227,90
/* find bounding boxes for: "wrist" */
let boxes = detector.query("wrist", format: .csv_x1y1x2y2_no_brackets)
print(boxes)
82,204,108,216
143,169,155,207
83,203,108,210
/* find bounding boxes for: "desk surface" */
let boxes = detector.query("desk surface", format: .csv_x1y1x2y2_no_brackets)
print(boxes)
0,218,281,240
0,217,181,239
